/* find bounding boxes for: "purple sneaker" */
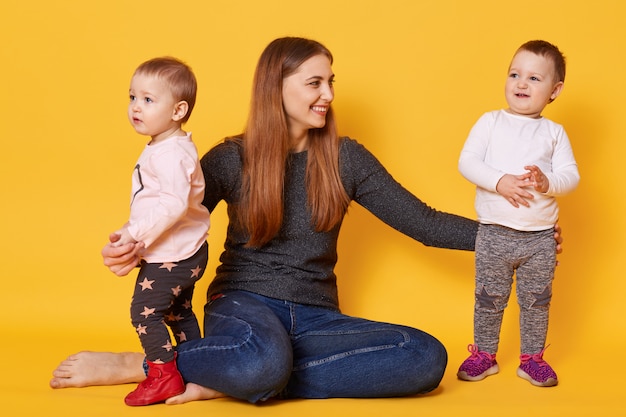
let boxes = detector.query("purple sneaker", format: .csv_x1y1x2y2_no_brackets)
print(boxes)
516,347,558,387
457,344,499,381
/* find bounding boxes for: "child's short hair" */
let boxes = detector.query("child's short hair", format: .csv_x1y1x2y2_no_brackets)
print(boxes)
134,57,197,123
516,40,566,83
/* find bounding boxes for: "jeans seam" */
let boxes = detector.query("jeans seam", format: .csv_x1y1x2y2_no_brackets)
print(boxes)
289,303,297,336
296,328,410,340
292,344,398,371
292,328,411,371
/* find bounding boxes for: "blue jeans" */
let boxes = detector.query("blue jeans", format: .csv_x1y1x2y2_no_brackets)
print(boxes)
175,291,447,403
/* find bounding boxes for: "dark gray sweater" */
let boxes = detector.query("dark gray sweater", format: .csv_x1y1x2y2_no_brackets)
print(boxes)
200,137,477,310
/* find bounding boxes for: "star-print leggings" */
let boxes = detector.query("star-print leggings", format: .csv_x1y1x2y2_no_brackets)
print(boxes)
473,224,556,355
130,241,208,363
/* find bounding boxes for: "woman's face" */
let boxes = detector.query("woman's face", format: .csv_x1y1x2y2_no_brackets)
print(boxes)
282,54,335,145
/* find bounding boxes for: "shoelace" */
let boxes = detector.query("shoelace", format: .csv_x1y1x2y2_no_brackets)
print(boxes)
520,345,550,366
466,344,494,361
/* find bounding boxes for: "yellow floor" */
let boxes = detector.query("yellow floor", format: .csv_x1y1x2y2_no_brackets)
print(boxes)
6,327,622,417
3,1,626,415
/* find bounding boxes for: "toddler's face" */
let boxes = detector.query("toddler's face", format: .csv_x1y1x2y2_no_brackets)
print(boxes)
128,74,179,140
504,51,563,118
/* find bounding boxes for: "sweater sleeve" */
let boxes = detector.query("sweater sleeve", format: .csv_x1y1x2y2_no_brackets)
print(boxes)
342,138,477,251
545,127,580,196
458,112,504,192
200,139,243,213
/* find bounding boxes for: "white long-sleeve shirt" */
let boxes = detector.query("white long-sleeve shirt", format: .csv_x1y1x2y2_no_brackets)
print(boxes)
458,110,579,231
127,132,210,263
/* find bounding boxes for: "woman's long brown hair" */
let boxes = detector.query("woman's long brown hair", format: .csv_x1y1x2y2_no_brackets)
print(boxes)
233,37,349,247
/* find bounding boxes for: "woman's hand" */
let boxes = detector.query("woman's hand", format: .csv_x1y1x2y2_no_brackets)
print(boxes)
554,223,563,255
102,233,144,276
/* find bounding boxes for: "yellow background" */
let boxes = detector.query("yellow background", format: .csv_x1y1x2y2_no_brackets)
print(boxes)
1,0,623,415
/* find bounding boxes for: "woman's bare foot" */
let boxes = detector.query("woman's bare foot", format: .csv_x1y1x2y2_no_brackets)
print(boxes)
49,351,146,388
165,382,226,405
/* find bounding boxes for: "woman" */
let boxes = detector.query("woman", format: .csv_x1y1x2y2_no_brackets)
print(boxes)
50,37,561,405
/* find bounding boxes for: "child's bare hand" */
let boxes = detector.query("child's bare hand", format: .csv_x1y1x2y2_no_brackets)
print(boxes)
112,228,136,247
525,165,549,193
496,173,534,207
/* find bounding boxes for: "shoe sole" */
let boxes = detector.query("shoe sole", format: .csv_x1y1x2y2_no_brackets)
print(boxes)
516,367,558,387
457,364,499,381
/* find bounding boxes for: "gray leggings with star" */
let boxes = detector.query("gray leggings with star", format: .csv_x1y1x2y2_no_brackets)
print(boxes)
130,241,208,363
473,224,556,355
